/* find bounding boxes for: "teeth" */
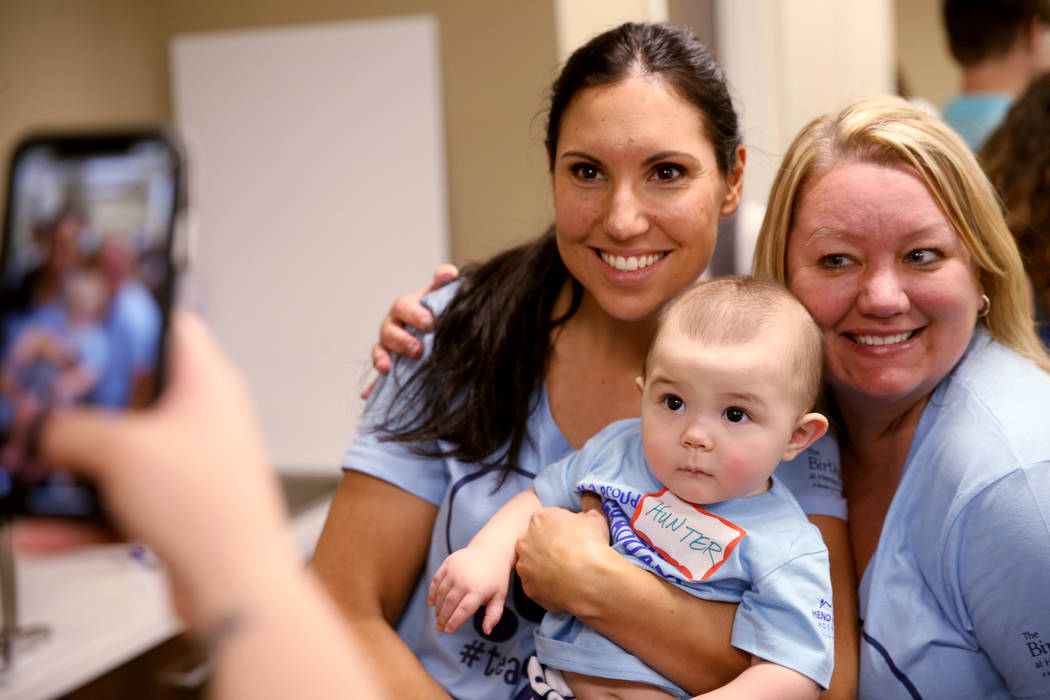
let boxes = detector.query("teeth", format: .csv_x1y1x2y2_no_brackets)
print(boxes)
853,332,913,346
600,251,665,271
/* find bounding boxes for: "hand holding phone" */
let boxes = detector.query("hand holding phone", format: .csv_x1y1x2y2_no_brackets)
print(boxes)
0,131,183,520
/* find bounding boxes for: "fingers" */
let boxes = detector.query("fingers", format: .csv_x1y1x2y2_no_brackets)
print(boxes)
434,587,471,633
427,565,448,607
372,265,458,374
428,563,492,634
38,409,125,480
480,592,505,635
359,380,376,401
428,569,465,632
370,343,392,376
431,263,459,288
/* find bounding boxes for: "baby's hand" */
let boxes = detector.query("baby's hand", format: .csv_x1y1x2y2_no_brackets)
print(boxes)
427,546,509,635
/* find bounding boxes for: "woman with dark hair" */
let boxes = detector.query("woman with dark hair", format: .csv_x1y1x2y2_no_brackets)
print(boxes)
980,70,1050,345
312,23,856,699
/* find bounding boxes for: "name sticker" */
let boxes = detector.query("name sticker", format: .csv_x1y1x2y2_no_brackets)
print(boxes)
630,488,746,581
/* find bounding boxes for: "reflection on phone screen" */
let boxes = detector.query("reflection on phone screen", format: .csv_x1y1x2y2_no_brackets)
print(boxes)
0,136,179,518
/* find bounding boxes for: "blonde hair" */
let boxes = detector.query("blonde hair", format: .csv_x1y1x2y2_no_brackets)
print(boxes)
752,94,1050,373
647,276,824,413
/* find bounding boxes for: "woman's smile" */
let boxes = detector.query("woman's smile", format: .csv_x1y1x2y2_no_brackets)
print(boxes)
786,162,983,409
553,74,742,322
596,249,667,272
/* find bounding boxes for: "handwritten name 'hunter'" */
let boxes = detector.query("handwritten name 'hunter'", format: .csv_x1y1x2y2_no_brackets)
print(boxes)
630,489,746,581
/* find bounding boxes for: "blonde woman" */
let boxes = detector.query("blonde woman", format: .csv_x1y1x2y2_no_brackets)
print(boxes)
754,94,1050,698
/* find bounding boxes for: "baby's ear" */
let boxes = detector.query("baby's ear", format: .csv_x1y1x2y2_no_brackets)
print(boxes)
635,376,645,394
781,412,829,462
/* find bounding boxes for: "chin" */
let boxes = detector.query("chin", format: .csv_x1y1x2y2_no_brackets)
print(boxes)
831,371,939,407
593,292,666,323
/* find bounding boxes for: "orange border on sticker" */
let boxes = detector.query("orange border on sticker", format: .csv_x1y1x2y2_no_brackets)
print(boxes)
629,487,747,581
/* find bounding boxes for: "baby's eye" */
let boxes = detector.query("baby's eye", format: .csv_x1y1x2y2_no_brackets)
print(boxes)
723,407,750,423
661,394,685,412
570,163,603,181
651,163,685,182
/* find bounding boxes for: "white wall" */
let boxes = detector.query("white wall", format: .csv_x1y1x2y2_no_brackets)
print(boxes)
554,0,668,62
716,0,895,271
172,16,448,473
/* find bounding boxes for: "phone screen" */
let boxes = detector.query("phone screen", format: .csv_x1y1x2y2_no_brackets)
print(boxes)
0,132,182,519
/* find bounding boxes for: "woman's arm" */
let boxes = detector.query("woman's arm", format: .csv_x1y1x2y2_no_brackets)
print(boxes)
810,515,859,700
311,471,450,699
693,659,820,700
514,498,749,695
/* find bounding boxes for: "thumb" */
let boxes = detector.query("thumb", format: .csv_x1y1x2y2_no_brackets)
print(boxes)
482,592,506,635
38,408,127,482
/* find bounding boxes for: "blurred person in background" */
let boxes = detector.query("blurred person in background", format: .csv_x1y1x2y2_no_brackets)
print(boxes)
980,70,1050,345
941,0,1050,150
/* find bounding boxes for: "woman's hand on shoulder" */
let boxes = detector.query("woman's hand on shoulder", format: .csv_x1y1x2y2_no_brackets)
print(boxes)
363,264,459,398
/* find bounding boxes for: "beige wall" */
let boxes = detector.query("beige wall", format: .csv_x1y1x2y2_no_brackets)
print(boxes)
895,0,959,109
0,0,558,264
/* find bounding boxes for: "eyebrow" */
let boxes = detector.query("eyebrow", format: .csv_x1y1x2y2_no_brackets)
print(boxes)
643,150,697,166
726,391,766,407
559,150,604,167
802,224,955,246
647,374,680,389
558,150,699,168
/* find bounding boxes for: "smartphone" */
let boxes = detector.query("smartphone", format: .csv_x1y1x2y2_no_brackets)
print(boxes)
0,131,184,519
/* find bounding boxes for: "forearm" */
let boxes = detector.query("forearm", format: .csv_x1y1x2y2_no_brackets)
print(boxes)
810,515,859,700
338,607,451,698
207,568,389,700
692,660,819,700
568,540,748,694
469,488,541,557
311,472,446,697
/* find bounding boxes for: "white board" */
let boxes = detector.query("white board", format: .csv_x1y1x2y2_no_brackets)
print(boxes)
171,16,448,472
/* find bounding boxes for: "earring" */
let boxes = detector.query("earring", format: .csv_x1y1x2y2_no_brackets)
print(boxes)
977,293,991,318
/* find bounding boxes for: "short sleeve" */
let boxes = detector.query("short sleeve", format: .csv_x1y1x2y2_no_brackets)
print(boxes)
774,433,846,520
532,419,640,511
339,284,463,507
950,465,1050,697
731,549,836,689
533,451,585,510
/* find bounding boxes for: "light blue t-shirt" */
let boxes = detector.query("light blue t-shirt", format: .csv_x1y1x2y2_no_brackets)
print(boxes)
858,328,1050,698
90,280,160,407
342,282,845,700
941,93,1012,151
532,419,834,697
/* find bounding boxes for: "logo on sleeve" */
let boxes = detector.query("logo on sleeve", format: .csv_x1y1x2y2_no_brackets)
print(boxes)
630,488,746,581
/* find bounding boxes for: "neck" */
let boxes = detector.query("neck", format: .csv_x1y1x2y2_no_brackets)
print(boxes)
962,50,1037,97
553,283,657,368
832,386,930,461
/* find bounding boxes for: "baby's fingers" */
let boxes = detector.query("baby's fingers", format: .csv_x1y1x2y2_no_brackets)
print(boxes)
443,591,486,634
427,566,449,607
480,591,506,635
435,587,470,632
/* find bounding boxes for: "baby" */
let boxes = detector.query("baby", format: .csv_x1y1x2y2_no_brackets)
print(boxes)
429,277,834,699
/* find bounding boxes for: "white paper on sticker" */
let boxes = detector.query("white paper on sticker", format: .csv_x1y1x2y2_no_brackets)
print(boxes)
630,488,746,581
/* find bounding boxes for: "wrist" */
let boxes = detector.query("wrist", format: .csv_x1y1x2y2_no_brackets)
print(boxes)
179,528,302,632
559,538,622,622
